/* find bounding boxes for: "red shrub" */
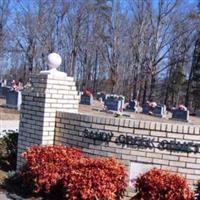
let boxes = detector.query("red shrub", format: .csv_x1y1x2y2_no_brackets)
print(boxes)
20,145,127,200
131,168,194,200
20,145,82,194
63,157,127,200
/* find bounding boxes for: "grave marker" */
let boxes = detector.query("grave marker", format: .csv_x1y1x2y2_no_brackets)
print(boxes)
6,90,22,111
142,103,166,118
105,99,121,111
196,110,200,117
142,103,150,114
1,87,9,97
153,105,166,118
172,109,189,122
127,100,138,112
0,83,2,97
80,95,93,105
104,95,125,111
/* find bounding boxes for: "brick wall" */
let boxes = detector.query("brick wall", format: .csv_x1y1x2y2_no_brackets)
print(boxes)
55,112,200,191
17,73,79,169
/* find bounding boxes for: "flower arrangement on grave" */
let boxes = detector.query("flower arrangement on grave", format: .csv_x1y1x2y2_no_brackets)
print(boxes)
144,101,157,115
83,88,92,97
149,101,157,108
178,104,187,111
146,101,157,108
107,95,116,100
107,95,124,101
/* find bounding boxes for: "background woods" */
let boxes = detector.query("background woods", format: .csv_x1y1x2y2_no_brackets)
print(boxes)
1,0,200,111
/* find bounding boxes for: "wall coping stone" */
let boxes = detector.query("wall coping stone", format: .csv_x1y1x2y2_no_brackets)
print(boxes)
57,111,200,134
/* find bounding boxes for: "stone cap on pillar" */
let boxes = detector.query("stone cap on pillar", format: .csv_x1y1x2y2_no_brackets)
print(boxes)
40,53,67,77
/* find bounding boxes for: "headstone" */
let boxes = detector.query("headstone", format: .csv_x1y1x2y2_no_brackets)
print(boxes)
80,95,93,105
196,110,200,117
142,103,166,118
172,109,189,122
1,87,9,97
0,83,2,97
142,103,150,114
153,105,166,118
104,94,125,111
104,99,121,111
129,100,136,111
128,100,138,112
6,90,22,110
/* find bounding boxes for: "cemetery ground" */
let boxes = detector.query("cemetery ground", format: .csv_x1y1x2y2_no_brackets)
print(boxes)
2,97,200,124
79,100,200,125
0,99,19,121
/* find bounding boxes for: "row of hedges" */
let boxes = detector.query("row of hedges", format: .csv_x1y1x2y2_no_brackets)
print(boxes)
16,145,200,200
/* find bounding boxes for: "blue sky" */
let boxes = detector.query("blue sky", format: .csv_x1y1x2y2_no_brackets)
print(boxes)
7,0,198,21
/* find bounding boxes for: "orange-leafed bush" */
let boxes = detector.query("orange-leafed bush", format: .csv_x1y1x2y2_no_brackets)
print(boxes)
131,168,194,200
63,157,127,200
20,145,82,194
20,145,127,200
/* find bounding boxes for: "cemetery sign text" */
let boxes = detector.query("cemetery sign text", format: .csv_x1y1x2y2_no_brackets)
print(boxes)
83,129,200,154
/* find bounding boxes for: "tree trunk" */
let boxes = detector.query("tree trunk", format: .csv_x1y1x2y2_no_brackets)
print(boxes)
164,81,170,106
185,58,193,108
93,50,98,94
70,49,77,76
142,77,148,106
148,74,155,100
132,71,138,100
138,80,143,103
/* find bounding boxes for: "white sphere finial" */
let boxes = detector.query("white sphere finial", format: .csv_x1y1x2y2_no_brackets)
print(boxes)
47,53,62,70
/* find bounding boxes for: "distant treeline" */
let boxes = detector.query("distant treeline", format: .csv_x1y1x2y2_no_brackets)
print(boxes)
1,0,200,111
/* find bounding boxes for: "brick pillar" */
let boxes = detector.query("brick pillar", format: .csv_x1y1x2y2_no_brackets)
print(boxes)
17,53,79,169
